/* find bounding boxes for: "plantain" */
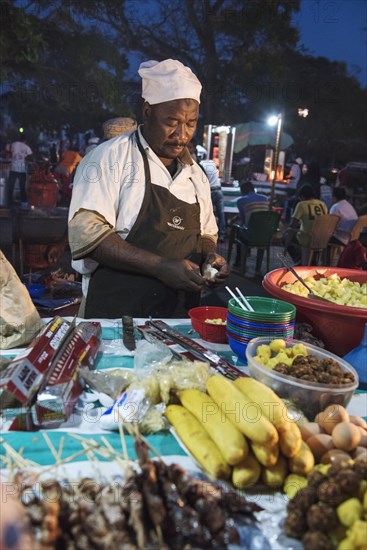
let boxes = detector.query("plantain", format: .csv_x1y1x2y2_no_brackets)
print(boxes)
179,389,248,465
288,440,315,475
165,404,231,480
233,377,291,433
206,375,279,447
279,420,302,458
261,454,288,488
232,450,261,489
251,441,279,467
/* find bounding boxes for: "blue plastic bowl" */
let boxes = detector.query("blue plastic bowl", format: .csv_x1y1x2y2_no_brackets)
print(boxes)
227,334,248,362
226,312,295,329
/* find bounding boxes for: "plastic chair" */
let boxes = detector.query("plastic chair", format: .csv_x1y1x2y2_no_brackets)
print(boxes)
227,210,281,275
303,214,340,266
328,214,367,266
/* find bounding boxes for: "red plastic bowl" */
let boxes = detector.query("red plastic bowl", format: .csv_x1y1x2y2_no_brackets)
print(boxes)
263,267,367,356
188,306,228,343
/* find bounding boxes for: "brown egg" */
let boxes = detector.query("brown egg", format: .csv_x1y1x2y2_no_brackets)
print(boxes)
349,415,367,430
299,422,325,441
317,404,350,435
332,422,361,452
307,434,335,462
358,427,367,448
321,449,352,466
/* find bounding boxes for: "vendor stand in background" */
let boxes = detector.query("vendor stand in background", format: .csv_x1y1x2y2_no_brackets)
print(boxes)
202,124,236,185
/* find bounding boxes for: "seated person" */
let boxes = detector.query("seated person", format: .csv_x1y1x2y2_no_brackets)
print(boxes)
319,176,333,210
329,187,358,246
282,184,328,264
237,180,269,226
233,180,269,265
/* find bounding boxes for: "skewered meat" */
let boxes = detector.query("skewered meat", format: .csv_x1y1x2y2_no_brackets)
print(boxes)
14,440,263,549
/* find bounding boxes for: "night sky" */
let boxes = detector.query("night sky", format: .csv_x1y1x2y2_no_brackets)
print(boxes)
296,0,366,87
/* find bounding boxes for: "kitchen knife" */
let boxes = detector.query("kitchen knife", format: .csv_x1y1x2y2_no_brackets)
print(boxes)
122,315,136,351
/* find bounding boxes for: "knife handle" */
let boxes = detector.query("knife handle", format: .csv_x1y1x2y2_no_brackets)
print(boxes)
122,315,136,350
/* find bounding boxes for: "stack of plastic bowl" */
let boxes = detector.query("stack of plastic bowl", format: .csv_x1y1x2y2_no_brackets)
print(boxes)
226,296,296,362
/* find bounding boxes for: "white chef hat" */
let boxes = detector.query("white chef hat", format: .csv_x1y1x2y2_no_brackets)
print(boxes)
138,59,202,105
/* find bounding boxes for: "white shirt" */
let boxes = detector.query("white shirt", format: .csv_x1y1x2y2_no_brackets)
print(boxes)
10,141,32,172
330,199,358,245
288,163,301,189
200,159,220,189
69,127,218,280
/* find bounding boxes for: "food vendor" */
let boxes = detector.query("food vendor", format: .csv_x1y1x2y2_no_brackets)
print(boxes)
68,59,229,318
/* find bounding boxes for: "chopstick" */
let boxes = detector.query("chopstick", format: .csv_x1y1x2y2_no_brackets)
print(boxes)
235,287,254,312
225,286,248,311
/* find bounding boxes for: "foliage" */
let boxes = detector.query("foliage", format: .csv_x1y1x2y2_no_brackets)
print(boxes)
0,1,44,81
1,0,366,166
73,0,302,124
1,0,130,135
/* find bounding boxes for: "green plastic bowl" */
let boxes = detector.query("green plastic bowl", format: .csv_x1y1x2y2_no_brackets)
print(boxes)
228,296,296,322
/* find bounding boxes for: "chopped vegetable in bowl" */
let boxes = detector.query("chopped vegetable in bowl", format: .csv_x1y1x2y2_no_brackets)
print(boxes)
204,318,227,325
282,273,367,308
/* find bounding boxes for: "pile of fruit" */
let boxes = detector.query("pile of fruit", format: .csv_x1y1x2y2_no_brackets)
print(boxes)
164,371,367,548
165,375,314,490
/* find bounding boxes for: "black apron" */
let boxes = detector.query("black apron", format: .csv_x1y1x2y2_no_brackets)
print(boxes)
85,132,202,318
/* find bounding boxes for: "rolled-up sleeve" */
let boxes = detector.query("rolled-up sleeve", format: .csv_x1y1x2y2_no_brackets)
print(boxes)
68,209,115,260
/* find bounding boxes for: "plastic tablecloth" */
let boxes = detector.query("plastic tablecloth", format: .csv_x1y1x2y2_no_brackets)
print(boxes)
1,317,366,467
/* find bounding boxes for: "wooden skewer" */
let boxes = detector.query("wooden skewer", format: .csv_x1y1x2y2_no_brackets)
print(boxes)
117,413,130,463
42,433,59,462
100,436,129,479
57,436,65,463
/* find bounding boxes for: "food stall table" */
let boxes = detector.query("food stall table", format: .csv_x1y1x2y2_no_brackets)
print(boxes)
1,317,366,466
1,316,366,550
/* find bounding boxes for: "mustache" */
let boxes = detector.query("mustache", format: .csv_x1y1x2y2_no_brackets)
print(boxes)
165,141,187,147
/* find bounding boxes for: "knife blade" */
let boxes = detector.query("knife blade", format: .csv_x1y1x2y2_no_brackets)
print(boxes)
122,315,136,351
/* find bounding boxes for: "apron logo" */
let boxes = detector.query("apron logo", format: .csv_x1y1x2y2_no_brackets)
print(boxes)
167,216,185,230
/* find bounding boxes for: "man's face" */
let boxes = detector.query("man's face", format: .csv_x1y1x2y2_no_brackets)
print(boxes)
142,99,199,164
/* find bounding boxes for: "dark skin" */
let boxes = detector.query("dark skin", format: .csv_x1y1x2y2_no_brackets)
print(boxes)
89,98,229,292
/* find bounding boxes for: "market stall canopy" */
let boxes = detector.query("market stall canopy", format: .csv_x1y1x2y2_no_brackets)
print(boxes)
233,122,294,153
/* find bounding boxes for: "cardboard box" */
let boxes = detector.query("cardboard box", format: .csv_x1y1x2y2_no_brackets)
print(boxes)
0,317,71,406
32,321,102,428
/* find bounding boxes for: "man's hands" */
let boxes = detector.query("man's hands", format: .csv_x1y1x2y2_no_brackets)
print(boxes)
155,253,230,292
89,233,230,292
202,252,230,286
155,258,205,292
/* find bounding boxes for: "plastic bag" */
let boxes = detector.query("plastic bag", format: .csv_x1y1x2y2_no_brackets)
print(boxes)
133,339,172,378
0,250,43,349
79,366,136,399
